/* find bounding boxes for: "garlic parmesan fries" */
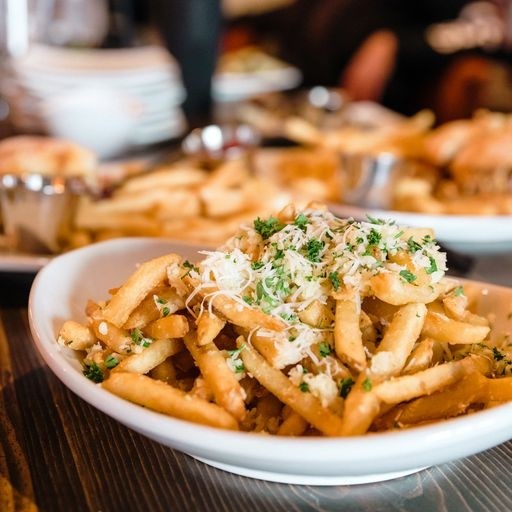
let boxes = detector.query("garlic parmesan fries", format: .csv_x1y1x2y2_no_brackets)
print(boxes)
58,204,512,435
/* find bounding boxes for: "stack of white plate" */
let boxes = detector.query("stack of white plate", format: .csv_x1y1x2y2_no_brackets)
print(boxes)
2,44,187,153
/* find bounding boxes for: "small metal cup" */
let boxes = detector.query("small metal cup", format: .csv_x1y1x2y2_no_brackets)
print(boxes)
181,123,261,169
340,152,404,210
0,173,87,254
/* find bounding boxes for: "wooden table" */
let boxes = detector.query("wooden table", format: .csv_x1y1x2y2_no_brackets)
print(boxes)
2,253,512,512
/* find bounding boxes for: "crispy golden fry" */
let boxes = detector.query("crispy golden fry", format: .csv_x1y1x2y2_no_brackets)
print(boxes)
395,373,485,425
370,273,442,305
183,331,246,422
103,254,181,328
277,411,309,436
149,358,177,385
58,320,96,350
484,377,512,402
238,338,345,436
123,287,185,330
102,372,239,430
402,338,435,374
196,311,226,346
371,303,426,378
334,297,366,371
143,315,189,340
298,299,333,328
339,372,381,436
186,278,286,332
114,339,184,374
373,355,491,404
90,317,132,355
422,310,490,344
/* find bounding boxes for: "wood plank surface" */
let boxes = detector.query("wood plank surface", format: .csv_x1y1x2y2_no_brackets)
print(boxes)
1,305,511,512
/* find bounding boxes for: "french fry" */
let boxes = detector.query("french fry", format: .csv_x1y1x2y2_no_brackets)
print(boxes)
334,296,366,372
150,358,177,385
90,317,132,355
238,338,345,436
102,372,239,430
373,355,491,404
402,338,435,374
370,272,442,305
58,320,96,350
277,411,309,436
371,303,426,378
143,315,189,340
422,310,490,344
196,311,226,346
183,331,246,422
103,253,181,328
113,338,184,374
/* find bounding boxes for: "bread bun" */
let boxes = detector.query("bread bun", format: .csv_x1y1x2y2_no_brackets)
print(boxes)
0,136,97,177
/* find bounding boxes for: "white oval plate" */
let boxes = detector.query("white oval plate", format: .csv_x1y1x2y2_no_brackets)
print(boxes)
28,237,512,485
328,203,512,255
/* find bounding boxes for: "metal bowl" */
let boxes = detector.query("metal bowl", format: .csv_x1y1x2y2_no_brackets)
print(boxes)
340,152,406,210
0,173,88,254
181,123,261,168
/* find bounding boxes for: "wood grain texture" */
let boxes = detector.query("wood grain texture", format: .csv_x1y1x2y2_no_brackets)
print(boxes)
1,300,511,511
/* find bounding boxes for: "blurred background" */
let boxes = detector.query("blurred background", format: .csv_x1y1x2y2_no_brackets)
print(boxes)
2,0,512,155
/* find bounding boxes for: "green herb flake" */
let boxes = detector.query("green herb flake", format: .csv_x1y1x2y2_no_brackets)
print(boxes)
251,261,265,270
83,362,104,383
367,228,382,246
454,286,465,297
306,239,324,262
399,269,417,283
366,215,385,225
227,344,246,358
242,295,254,305
318,342,333,358
253,216,285,239
407,237,422,253
234,363,245,374
339,377,355,398
104,354,119,369
425,256,438,274
329,272,340,291
299,382,310,393
294,213,309,230
130,328,153,348
362,377,373,392
493,347,505,361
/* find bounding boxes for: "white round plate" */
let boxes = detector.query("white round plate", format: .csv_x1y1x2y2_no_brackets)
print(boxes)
212,66,302,102
329,203,512,255
28,237,512,485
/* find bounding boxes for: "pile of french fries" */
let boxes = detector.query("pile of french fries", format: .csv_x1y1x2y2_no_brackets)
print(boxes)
58,204,512,435
70,158,291,248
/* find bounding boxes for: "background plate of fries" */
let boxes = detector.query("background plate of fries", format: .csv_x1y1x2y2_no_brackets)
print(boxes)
328,204,512,255
28,237,512,485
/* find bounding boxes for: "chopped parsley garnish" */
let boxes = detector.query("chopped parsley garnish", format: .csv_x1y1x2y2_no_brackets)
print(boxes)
329,272,340,291
493,347,505,361
367,228,382,246
104,354,119,369
251,261,265,270
407,237,422,253
234,363,245,374
306,239,324,262
227,344,246,358
130,328,153,348
162,306,170,317
454,286,465,297
155,297,167,304
83,362,104,383
294,213,309,230
339,377,354,398
362,377,373,392
366,215,385,225
242,295,254,305
183,260,199,276
254,216,285,239
318,342,333,358
399,269,417,283
299,382,310,393
425,256,438,274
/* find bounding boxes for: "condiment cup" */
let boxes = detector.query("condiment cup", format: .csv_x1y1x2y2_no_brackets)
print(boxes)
0,173,87,254
181,123,261,169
